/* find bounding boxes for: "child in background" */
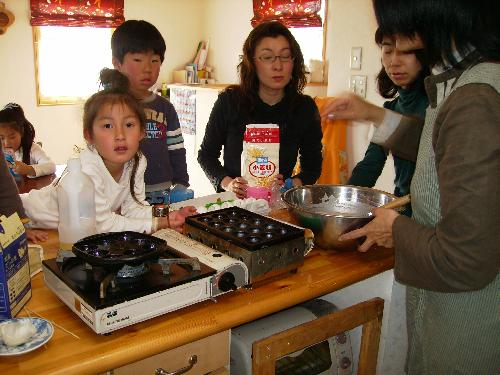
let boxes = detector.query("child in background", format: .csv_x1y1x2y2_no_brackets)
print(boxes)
0,142,48,243
21,69,196,234
0,103,56,178
111,20,189,204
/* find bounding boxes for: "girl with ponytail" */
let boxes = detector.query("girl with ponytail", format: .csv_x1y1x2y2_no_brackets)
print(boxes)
0,103,55,178
21,68,196,234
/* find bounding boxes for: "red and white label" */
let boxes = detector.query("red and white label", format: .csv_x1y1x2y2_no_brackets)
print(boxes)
248,159,276,178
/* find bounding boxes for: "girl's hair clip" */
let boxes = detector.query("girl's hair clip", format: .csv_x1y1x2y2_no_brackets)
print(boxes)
100,82,112,90
2,102,20,110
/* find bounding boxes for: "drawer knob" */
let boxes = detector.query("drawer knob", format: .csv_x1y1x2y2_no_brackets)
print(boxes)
155,355,198,375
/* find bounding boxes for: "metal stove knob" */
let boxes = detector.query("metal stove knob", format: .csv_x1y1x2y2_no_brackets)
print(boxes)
218,272,237,292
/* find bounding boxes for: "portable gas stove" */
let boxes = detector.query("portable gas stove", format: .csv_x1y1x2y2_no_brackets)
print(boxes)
184,207,306,284
42,230,247,334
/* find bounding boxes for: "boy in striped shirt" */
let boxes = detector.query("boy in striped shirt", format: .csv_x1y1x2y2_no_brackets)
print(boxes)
112,20,189,204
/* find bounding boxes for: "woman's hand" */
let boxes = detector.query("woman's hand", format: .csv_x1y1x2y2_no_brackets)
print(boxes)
292,177,303,187
12,161,35,176
319,92,386,125
221,176,248,199
338,208,399,252
271,174,285,190
26,229,48,243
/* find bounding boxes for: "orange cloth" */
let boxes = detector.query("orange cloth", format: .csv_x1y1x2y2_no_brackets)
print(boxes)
314,97,348,184
291,97,348,184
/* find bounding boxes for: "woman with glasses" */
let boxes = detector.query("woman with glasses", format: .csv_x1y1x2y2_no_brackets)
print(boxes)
197,21,323,198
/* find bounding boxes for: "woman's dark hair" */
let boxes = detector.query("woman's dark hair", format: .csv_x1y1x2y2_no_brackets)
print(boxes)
373,0,500,67
374,28,430,98
84,68,147,204
111,20,166,63
0,103,36,165
230,21,307,111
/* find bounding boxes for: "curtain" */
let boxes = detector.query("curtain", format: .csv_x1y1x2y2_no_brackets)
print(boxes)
251,0,322,28
30,0,124,27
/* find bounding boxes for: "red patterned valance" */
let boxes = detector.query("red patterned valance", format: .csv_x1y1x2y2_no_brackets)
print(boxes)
30,0,124,28
251,0,322,28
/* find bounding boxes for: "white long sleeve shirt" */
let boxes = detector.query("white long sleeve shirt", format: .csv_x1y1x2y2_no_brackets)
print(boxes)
15,143,56,178
21,147,154,233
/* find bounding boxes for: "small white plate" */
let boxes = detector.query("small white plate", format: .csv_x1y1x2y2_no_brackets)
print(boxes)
0,317,54,356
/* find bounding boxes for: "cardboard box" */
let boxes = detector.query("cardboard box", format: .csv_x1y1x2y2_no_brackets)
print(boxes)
0,213,32,319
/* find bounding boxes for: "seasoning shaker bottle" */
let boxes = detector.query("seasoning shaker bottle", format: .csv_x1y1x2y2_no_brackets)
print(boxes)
161,82,168,97
57,158,96,250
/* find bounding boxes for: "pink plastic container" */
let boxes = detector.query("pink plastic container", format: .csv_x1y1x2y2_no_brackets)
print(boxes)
246,186,271,201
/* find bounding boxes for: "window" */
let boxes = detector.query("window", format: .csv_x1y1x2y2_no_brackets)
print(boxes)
251,0,328,82
289,1,327,80
33,26,113,105
30,0,123,106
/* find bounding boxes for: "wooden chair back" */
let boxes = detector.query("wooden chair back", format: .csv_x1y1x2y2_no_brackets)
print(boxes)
252,297,384,375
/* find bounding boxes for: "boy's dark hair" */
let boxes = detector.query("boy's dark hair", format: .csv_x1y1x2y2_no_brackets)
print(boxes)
111,20,166,63
84,68,146,204
0,103,36,165
229,21,307,113
373,0,500,68
374,28,430,99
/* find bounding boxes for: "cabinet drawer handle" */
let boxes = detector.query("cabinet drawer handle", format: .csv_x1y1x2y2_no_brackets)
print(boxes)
155,355,198,375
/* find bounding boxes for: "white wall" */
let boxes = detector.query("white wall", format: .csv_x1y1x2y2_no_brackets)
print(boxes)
326,0,395,193
202,0,253,84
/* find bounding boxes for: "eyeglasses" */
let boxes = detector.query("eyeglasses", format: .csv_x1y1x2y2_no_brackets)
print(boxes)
255,55,294,64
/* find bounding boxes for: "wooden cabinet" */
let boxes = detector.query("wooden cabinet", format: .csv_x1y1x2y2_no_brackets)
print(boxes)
111,330,229,375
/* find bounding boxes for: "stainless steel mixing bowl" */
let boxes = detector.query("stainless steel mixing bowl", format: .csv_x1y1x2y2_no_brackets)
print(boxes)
281,185,396,251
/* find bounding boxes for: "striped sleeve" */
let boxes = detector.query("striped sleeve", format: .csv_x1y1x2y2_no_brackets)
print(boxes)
166,127,185,150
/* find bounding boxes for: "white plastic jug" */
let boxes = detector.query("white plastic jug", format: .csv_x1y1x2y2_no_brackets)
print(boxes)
57,158,96,250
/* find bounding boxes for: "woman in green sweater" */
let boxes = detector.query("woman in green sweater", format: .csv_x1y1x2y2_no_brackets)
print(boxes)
348,28,429,216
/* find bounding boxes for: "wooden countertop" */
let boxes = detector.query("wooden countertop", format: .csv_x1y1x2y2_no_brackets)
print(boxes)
1,218,394,374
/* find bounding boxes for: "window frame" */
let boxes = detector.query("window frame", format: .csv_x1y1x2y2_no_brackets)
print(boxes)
288,0,329,83
32,26,114,106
